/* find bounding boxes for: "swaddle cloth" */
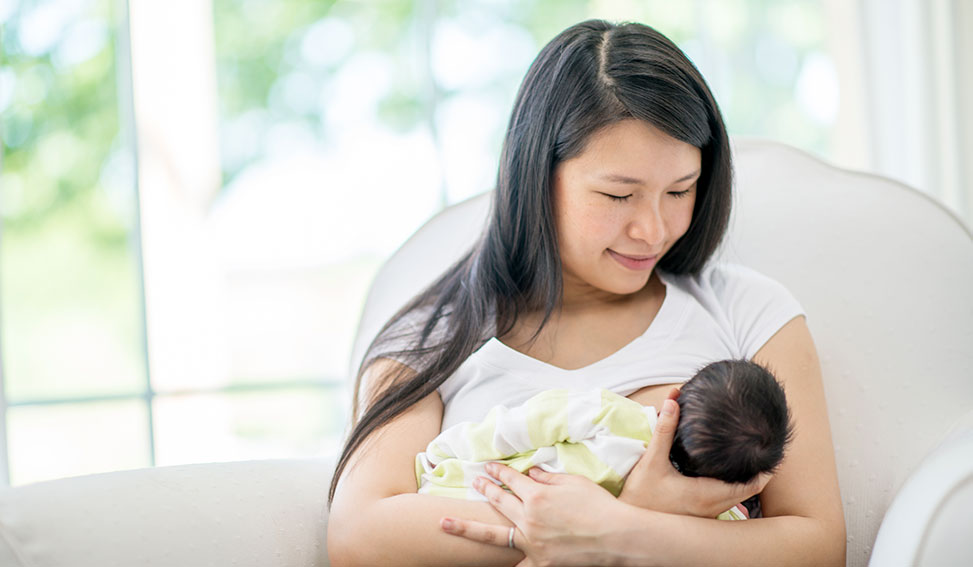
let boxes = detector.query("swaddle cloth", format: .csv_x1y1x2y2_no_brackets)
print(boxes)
416,387,750,521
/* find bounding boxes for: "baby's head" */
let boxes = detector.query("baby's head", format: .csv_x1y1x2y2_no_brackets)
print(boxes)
669,359,794,484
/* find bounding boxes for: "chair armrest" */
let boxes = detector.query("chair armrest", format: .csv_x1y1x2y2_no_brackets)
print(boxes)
869,424,973,566
0,458,334,567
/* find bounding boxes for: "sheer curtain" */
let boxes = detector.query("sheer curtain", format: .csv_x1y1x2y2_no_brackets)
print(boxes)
827,0,973,226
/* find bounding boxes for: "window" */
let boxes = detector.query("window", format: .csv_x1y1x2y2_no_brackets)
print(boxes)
1,0,149,485
7,0,959,486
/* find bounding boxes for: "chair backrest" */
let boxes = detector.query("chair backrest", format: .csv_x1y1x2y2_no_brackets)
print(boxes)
351,138,973,566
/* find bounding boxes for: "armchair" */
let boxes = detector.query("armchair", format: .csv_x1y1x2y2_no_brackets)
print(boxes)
1,139,970,566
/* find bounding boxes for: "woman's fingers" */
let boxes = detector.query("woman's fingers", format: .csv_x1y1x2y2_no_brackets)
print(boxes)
446,467,625,566
715,472,772,504
474,466,530,525
616,399,680,510
440,516,518,549
649,398,679,452
740,472,773,500
484,462,540,497
687,471,774,517
527,466,557,484
750,472,772,492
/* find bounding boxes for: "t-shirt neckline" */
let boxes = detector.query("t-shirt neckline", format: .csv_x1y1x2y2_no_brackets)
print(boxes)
480,271,687,375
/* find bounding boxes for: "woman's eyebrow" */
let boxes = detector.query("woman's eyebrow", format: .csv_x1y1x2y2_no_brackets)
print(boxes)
598,169,701,185
673,169,702,183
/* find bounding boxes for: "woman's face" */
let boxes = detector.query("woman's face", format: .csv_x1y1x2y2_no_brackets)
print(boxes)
552,119,701,303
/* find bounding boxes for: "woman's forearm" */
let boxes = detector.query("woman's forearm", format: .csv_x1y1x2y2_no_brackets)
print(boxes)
328,494,522,567
608,504,846,567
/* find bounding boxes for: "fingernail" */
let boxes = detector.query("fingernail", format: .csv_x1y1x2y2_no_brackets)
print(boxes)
485,462,497,475
442,518,454,530
662,399,676,415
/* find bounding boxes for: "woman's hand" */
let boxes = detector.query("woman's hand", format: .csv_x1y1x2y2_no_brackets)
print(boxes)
438,389,773,565
618,388,772,518
440,463,626,567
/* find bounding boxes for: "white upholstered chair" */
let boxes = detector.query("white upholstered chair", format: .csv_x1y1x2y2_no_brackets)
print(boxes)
351,138,973,567
0,139,970,566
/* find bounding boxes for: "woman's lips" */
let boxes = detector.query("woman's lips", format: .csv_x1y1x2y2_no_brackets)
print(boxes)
608,249,658,271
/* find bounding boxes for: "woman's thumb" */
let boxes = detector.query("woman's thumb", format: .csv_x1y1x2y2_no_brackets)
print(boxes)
528,466,558,484
651,399,680,449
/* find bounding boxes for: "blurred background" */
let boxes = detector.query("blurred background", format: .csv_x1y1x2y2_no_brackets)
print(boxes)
0,0,970,486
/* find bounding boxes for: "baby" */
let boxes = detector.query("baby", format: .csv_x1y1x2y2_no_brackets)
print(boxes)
416,359,793,520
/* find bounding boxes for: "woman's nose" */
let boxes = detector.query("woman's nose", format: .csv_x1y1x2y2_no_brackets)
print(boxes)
628,205,666,246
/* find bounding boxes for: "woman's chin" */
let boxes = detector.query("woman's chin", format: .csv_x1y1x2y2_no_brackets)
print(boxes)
601,273,654,296
562,266,654,299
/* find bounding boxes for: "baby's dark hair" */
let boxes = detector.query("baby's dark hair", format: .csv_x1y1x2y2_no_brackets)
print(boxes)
669,359,794,484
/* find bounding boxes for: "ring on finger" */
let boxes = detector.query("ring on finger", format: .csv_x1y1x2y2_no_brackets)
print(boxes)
507,526,515,549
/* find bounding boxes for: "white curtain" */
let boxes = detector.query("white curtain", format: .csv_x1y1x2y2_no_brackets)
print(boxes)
828,0,972,226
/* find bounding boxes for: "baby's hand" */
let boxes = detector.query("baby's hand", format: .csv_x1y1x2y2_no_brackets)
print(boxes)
619,388,772,517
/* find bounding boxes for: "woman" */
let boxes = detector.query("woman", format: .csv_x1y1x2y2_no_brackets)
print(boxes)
327,19,845,566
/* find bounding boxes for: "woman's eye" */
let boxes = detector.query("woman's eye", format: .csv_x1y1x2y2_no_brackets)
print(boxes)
668,189,692,198
602,193,632,202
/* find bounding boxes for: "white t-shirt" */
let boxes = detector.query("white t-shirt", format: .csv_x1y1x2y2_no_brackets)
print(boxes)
436,264,804,431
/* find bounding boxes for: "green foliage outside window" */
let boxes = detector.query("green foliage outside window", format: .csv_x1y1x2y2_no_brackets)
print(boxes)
1,0,145,403
0,0,830,486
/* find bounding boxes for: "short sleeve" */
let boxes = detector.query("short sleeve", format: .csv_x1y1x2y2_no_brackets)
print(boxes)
704,264,806,359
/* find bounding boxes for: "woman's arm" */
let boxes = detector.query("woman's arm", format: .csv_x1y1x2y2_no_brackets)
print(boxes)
444,316,846,566
751,317,844,527
610,316,845,564
327,358,524,567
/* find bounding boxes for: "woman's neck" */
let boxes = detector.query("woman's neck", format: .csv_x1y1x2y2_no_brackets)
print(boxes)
497,272,667,370
559,271,663,312
506,272,665,340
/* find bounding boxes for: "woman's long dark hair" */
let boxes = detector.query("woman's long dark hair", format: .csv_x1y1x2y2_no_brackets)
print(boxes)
328,19,732,503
